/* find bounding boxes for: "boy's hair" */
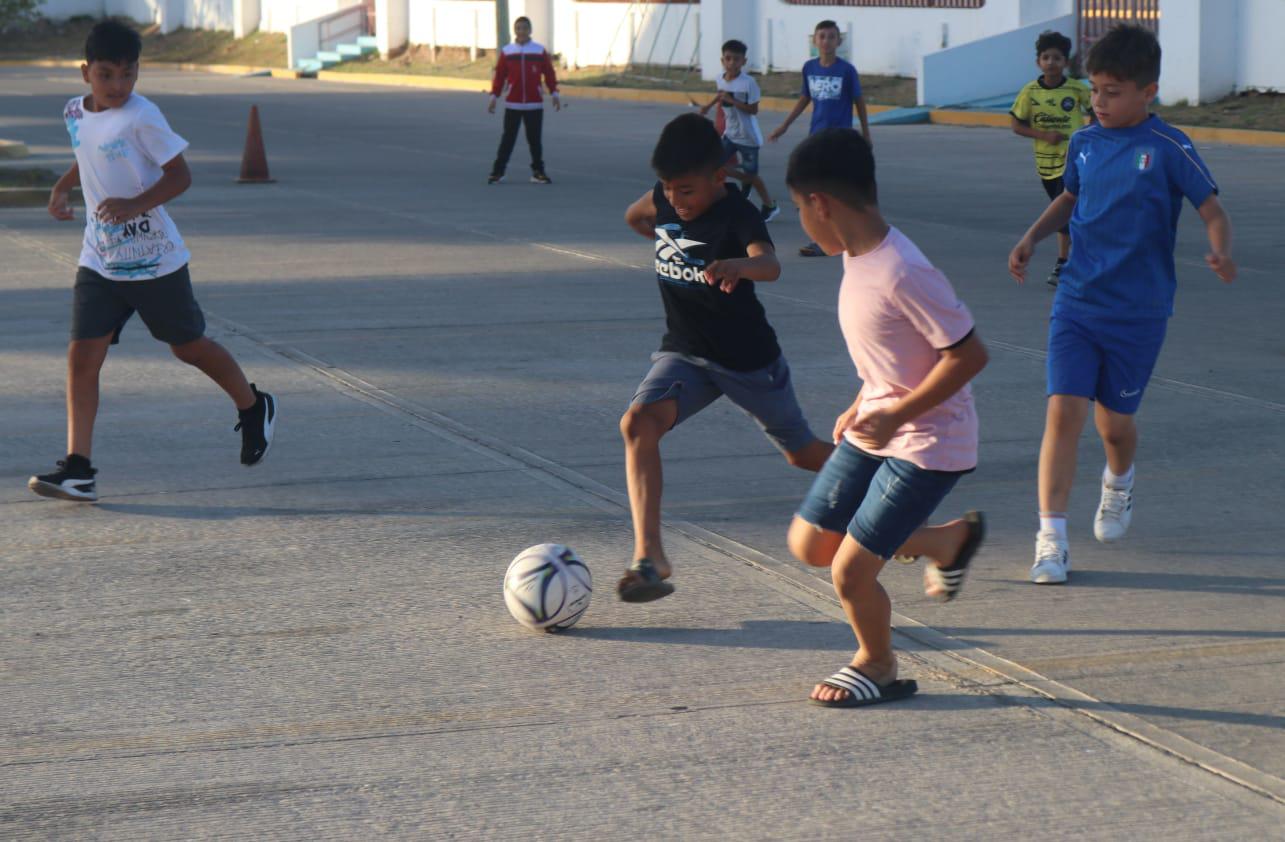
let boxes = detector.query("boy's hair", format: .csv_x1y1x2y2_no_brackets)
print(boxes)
651,113,724,181
85,19,142,65
785,128,877,211
1035,30,1072,59
721,39,747,56
1085,24,1160,87
815,20,841,35
514,16,531,27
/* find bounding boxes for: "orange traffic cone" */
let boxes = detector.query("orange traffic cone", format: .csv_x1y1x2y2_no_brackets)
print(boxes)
236,105,275,184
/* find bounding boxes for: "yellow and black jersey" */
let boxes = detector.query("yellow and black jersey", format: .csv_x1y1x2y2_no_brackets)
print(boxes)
1011,76,1093,179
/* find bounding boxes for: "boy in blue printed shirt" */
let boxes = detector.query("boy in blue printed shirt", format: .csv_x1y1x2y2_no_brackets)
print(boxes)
27,21,277,503
769,19,870,257
1008,25,1235,584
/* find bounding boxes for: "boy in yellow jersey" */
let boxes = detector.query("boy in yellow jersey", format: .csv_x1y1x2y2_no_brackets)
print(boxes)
1011,30,1092,287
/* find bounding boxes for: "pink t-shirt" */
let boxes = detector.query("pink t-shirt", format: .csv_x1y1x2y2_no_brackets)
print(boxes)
839,227,978,471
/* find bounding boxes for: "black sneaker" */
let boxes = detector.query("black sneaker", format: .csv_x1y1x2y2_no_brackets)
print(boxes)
530,171,552,184
235,384,277,466
28,454,97,502
487,173,504,184
1047,259,1067,288
761,202,781,223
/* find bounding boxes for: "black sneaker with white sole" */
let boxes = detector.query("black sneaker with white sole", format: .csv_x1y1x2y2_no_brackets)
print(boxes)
235,384,277,466
530,171,552,184
28,454,98,502
487,172,505,184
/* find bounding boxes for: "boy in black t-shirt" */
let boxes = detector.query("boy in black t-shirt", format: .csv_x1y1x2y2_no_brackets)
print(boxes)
617,113,833,602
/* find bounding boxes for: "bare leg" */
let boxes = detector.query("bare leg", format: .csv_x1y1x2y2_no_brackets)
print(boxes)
1057,232,1071,261
66,335,113,458
726,166,773,206
1094,402,1137,476
170,337,255,410
812,538,896,702
1039,395,1091,515
785,438,834,472
619,399,679,577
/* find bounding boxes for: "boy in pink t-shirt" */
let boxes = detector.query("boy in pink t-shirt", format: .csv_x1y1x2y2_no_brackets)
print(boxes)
785,129,990,708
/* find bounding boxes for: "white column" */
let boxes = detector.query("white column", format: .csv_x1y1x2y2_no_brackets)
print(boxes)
233,0,261,39
698,0,724,81
1158,0,1238,105
376,0,409,59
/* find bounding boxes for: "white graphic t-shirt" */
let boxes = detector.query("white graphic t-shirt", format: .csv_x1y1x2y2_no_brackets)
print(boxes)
63,94,190,280
717,73,764,147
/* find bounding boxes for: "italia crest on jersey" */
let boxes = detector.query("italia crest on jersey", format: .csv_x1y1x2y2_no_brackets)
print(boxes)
1134,147,1155,171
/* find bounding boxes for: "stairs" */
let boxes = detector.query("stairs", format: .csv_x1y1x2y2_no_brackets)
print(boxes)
296,35,378,76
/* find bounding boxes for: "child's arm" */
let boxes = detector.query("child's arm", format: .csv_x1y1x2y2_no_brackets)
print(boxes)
703,240,779,293
488,50,508,114
1009,115,1064,145
624,190,658,239
1198,194,1236,282
723,92,759,115
769,95,810,142
96,153,192,225
832,387,864,444
697,92,722,116
854,95,871,146
849,333,989,450
541,53,560,112
1009,191,1076,283
48,162,79,221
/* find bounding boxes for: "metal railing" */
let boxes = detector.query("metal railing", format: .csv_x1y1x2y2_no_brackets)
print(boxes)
318,4,368,53
1078,0,1159,55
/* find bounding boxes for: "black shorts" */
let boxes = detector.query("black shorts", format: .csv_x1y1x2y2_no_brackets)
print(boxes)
1041,176,1069,235
72,264,206,345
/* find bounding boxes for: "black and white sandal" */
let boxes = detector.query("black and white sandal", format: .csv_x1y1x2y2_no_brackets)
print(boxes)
924,511,985,602
811,666,918,709
616,557,675,603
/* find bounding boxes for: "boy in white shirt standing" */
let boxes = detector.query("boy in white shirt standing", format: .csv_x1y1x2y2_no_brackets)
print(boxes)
29,21,276,502
699,40,779,222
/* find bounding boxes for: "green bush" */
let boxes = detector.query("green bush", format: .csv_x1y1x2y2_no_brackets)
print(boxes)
0,0,41,32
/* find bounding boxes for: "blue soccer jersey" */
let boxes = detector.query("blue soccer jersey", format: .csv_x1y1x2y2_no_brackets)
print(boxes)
1058,115,1218,319
802,57,862,134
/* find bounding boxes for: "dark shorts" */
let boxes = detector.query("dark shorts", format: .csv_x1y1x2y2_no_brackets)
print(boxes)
1046,309,1167,415
72,264,205,345
721,137,760,176
631,351,816,454
796,441,964,560
1041,176,1069,235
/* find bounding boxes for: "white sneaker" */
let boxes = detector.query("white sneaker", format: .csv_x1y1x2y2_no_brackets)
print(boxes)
1094,482,1133,543
1030,530,1070,584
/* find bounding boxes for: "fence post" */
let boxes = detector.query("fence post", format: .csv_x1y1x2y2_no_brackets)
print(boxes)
471,9,479,62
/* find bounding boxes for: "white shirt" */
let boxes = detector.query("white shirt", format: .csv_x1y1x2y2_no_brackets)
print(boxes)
717,73,764,147
63,93,190,280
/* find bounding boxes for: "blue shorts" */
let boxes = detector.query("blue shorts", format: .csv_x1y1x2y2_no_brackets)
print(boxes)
721,137,760,175
796,441,964,560
631,351,816,454
1047,309,1167,415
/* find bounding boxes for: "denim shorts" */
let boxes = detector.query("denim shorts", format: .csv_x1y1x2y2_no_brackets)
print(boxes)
796,441,964,560
631,351,816,454
721,137,760,175
1047,308,1167,415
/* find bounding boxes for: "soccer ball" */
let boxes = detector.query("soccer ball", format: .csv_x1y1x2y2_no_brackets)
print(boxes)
503,544,593,632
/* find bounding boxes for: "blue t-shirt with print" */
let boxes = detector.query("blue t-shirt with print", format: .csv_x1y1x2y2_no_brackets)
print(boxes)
802,57,862,134
1058,115,1218,320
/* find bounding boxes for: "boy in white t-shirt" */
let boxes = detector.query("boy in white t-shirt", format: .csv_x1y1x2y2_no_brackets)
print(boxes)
28,21,276,503
785,128,989,708
698,40,779,222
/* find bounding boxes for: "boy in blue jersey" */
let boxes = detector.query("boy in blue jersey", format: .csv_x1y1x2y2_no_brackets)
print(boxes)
1008,25,1235,585
769,20,870,256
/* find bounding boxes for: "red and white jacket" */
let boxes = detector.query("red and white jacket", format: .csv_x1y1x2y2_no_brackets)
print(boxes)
490,40,559,110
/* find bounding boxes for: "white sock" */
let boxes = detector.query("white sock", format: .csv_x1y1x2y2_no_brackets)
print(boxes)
1039,515,1067,541
1104,464,1135,489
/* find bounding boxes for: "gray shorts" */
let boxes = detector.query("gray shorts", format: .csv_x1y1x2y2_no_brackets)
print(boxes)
72,264,206,345
631,351,817,454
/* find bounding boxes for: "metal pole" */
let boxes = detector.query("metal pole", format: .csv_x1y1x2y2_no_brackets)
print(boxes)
496,0,511,49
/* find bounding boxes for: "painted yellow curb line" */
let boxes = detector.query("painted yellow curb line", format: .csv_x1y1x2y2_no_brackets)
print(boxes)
0,139,30,158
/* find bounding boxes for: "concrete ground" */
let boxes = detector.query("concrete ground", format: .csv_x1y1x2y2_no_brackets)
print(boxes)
1,67,1282,839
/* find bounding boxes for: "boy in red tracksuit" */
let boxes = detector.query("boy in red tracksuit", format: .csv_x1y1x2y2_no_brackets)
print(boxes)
488,16,560,184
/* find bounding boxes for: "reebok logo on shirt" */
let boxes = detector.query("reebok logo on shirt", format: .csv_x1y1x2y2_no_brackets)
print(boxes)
655,224,707,285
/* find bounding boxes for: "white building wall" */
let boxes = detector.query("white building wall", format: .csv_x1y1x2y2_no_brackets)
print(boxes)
920,12,1074,105
260,0,346,34
1236,0,1285,92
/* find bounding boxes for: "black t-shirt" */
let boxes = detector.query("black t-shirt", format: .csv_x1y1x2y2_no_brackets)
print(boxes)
651,182,780,371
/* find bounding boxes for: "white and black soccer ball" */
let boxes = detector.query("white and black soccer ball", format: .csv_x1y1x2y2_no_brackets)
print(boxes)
503,544,593,632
